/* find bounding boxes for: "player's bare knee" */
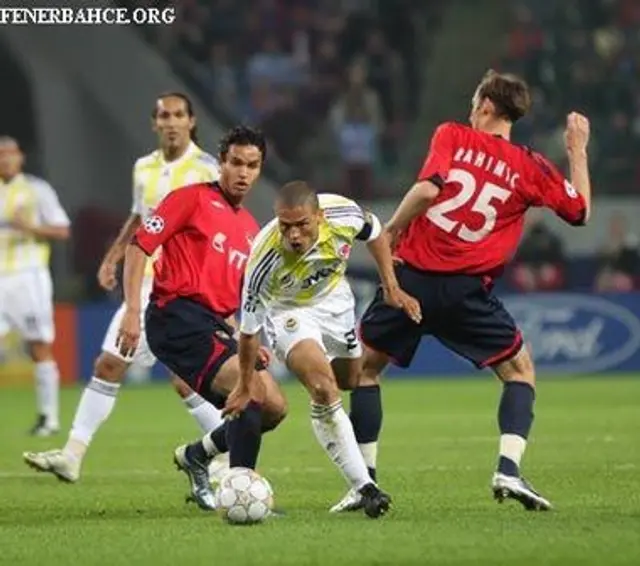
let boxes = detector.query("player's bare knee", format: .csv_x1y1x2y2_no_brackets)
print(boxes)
94,352,128,383
493,346,536,387
27,341,53,363
261,402,287,432
307,375,340,405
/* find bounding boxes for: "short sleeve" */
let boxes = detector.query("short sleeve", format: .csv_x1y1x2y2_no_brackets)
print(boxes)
31,177,70,227
133,187,197,256
417,122,456,186
131,161,144,215
322,195,382,243
527,152,586,226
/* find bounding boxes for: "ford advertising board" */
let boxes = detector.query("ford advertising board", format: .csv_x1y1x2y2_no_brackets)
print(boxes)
504,294,640,374
36,292,639,384
385,293,640,378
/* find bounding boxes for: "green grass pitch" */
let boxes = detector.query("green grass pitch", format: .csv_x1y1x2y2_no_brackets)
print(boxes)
1,376,639,565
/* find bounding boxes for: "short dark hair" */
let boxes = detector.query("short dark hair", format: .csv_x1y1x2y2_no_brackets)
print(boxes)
476,70,531,123
152,92,199,143
276,180,319,210
219,125,267,162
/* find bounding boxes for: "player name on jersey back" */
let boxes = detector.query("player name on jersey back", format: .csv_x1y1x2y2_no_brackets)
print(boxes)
451,146,520,190
396,122,586,278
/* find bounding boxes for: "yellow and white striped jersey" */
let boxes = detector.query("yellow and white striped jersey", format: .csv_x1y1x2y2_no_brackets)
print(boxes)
240,193,382,335
0,173,70,274
132,141,219,276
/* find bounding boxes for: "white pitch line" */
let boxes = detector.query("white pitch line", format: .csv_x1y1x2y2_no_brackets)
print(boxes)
0,465,477,479
0,461,635,479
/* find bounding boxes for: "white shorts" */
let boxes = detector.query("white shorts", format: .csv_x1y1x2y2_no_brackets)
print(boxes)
264,283,362,363
102,276,156,367
0,268,55,343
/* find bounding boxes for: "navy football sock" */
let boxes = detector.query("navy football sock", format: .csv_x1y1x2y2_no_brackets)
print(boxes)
497,381,535,477
226,401,263,469
350,385,382,482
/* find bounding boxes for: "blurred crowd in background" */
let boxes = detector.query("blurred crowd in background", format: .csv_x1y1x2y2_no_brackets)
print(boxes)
127,0,439,198
504,0,640,194
77,0,640,294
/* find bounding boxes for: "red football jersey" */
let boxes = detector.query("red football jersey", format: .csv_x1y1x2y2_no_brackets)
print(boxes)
133,183,259,317
397,122,586,277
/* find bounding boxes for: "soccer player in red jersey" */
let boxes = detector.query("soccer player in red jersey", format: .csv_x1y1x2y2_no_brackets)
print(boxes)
117,126,287,511
332,70,592,513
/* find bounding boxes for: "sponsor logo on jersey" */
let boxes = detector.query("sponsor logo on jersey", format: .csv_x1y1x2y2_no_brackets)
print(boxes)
301,262,341,289
212,232,249,270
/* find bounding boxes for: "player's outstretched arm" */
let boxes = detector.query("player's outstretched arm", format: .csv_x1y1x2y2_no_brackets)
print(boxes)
385,180,441,238
366,230,422,324
564,112,592,222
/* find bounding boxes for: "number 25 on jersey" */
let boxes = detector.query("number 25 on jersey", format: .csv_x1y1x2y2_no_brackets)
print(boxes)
427,168,512,243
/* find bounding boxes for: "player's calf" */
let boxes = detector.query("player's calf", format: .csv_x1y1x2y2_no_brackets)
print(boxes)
22,350,126,481
172,373,224,434
350,345,387,482
287,339,389,518
212,357,287,470
493,347,536,479
491,347,550,509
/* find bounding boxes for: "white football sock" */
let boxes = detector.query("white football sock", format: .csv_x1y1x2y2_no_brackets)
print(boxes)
311,401,373,491
35,360,60,428
64,377,120,460
499,433,527,469
183,392,223,433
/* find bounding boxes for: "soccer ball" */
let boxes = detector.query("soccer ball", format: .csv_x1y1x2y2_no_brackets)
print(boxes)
214,467,274,525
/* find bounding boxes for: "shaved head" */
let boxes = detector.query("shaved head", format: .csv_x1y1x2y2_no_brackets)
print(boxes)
275,180,319,211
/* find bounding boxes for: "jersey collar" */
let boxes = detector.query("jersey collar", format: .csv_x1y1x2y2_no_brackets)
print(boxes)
210,182,243,212
0,173,24,187
159,141,199,167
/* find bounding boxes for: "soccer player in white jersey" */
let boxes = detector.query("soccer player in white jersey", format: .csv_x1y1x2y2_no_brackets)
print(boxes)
224,181,421,518
0,136,71,436
23,93,227,481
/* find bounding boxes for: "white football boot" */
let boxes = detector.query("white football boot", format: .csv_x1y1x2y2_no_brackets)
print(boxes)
329,487,364,513
23,449,80,483
173,444,217,511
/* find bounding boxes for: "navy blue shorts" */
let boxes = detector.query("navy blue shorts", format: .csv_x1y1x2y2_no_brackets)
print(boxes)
145,297,238,408
359,263,523,369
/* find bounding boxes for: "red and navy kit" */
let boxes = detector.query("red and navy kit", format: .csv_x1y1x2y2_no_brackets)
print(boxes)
361,122,586,369
132,182,259,399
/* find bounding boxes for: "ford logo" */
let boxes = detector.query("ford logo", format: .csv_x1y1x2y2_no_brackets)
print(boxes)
504,294,640,373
